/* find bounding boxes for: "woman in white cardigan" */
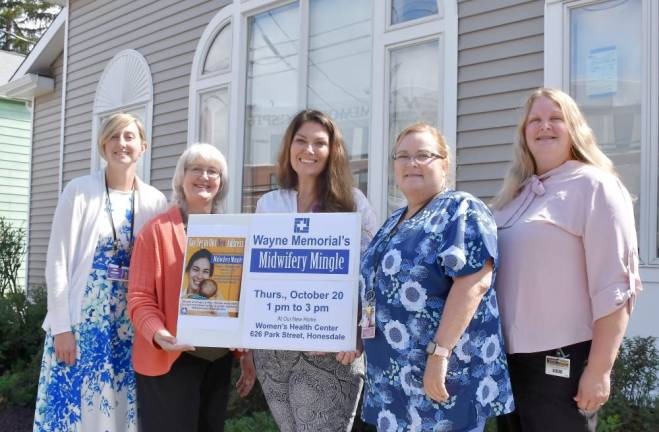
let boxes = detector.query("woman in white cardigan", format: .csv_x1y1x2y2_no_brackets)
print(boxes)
247,109,378,432
34,113,167,431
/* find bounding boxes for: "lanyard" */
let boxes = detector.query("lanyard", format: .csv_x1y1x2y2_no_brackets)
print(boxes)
364,215,401,307
104,174,135,254
370,200,429,271
365,196,438,304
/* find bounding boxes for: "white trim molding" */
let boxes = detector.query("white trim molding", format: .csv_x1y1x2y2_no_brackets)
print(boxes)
91,49,154,182
57,1,69,195
12,8,66,80
188,3,235,148
0,74,54,99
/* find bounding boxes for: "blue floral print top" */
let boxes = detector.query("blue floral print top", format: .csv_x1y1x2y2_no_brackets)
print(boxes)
360,190,513,431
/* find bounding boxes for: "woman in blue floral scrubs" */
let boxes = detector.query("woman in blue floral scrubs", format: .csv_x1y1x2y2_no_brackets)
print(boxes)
360,123,513,431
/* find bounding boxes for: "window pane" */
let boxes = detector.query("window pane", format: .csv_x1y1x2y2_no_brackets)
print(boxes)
200,88,229,157
308,0,372,196
203,23,232,74
243,2,299,212
569,0,642,240
391,0,440,25
387,40,440,214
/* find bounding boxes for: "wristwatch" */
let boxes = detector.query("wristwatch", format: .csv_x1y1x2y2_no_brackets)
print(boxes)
426,341,451,358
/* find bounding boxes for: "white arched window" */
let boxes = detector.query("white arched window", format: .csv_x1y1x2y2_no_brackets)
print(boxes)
189,7,234,171
189,1,456,218
92,49,154,182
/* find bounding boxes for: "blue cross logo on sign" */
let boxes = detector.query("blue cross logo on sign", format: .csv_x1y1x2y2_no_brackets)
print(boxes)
294,217,310,233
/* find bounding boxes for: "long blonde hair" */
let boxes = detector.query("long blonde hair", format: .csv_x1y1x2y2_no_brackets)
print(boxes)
491,88,617,209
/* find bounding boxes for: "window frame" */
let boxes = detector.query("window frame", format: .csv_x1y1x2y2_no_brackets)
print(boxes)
385,0,443,31
545,0,659,276
189,0,457,221
373,1,457,218
91,49,154,182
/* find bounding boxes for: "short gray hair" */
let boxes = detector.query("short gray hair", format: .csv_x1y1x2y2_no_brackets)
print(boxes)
171,143,229,214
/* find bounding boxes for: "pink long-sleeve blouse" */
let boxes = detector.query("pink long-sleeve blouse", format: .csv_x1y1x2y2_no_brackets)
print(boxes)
493,160,641,354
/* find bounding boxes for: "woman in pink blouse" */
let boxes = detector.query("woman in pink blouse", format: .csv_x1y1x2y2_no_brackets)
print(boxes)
492,88,641,432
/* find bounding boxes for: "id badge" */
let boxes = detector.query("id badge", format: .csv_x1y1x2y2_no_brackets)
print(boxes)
361,304,376,339
107,263,129,282
545,355,570,378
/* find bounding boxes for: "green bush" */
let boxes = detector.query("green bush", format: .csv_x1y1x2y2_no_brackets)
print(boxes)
0,288,47,407
0,217,27,296
0,216,47,407
225,411,278,432
597,336,659,431
225,357,269,420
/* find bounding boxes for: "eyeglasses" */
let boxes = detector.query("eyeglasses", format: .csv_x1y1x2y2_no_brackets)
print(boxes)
187,165,221,179
392,151,444,164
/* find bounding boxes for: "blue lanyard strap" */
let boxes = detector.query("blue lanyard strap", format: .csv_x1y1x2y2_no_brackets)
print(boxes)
104,173,135,253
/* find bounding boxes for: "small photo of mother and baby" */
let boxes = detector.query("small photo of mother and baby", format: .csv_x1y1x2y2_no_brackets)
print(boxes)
179,239,245,317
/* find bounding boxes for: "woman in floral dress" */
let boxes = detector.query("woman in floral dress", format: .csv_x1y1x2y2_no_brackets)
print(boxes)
34,113,167,431
360,123,513,431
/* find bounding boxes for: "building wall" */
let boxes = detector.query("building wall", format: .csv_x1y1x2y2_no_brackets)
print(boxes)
25,0,548,286
63,0,229,193
25,0,656,337
455,0,544,200
0,99,31,225
454,0,655,338
0,98,31,287
28,54,64,288
27,0,229,285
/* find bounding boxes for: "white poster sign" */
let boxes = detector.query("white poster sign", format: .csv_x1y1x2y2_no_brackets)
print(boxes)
176,212,361,352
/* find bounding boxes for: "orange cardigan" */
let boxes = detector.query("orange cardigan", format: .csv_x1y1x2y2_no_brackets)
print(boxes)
128,206,187,376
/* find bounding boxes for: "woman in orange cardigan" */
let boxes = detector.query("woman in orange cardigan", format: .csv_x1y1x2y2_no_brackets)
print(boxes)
128,143,255,431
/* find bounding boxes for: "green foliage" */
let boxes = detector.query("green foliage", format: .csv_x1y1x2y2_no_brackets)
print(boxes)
0,1,60,54
0,343,42,407
485,417,497,432
0,287,47,407
597,336,659,432
225,411,278,432
0,217,27,296
0,216,46,407
225,357,269,419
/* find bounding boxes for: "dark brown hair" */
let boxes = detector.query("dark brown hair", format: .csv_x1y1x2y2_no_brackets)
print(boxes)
277,109,355,212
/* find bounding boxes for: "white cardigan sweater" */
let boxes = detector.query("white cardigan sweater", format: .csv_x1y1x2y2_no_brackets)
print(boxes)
43,170,168,334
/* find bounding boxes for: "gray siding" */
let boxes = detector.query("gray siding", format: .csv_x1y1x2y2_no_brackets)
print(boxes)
28,53,63,288
456,0,544,199
63,0,230,193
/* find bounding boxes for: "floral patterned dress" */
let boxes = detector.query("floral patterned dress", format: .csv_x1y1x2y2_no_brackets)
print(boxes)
360,190,513,432
34,190,138,432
